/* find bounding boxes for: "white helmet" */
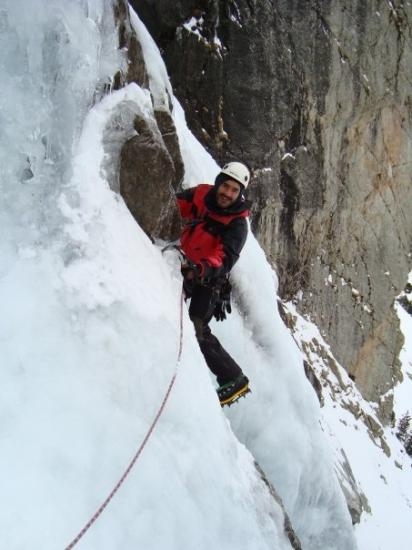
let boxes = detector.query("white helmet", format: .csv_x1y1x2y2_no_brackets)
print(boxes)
220,161,250,189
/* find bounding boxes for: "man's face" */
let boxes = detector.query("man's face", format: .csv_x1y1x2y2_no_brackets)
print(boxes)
216,179,242,208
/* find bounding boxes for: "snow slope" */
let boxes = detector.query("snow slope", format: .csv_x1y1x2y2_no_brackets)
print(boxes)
283,300,412,550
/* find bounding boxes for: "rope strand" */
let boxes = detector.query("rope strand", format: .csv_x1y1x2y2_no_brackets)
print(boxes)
64,290,184,549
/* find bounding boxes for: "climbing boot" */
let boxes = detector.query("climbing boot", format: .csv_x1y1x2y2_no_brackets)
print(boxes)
217,374,250,407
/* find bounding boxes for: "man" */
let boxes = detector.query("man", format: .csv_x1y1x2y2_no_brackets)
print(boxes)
176,162,251,406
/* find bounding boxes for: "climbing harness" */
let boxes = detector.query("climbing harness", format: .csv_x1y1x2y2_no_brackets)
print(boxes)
64,290,185,549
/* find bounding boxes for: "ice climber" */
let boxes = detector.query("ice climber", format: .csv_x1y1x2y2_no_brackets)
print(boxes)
176,162,251,406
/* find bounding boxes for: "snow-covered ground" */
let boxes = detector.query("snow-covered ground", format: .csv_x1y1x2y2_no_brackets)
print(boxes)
0,2,410,549
284,300,412,550
394,274,412,422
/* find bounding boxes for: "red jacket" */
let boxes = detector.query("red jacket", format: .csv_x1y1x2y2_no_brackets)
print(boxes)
176,184,249,280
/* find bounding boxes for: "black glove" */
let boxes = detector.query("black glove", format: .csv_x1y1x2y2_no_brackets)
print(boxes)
181,263,197,281
213,281,232,321
182,260,211,280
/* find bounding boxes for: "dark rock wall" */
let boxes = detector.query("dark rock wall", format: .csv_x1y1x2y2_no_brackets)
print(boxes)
129,0,412,421
110,0,183,241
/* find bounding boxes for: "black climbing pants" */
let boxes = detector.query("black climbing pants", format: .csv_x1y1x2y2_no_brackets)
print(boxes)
187,283,242,385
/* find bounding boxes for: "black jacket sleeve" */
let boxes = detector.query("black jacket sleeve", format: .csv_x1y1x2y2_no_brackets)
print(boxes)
209,216,248,280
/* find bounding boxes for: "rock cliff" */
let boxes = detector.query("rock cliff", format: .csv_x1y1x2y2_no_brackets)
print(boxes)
131,0,412,422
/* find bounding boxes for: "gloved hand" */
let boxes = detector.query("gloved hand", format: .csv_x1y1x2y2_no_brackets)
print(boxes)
196,260,213,280
213,281,232,321
182,260,212,283
181,263,197,281
181,260,210,300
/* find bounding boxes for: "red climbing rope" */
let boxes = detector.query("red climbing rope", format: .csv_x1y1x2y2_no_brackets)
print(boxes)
64,290,185,549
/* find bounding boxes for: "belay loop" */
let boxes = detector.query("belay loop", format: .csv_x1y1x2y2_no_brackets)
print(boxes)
64,290,185,549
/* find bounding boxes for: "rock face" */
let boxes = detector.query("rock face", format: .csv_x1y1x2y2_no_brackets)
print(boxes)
120,114,179,240
113,0,183,241
132,0,412,421
254,461,302,550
